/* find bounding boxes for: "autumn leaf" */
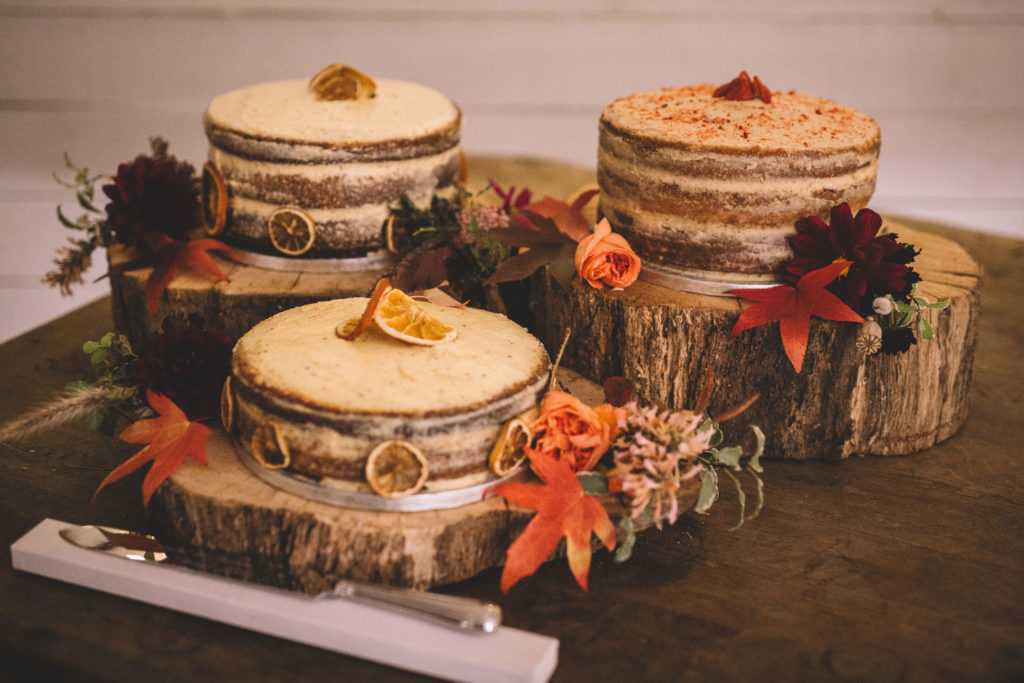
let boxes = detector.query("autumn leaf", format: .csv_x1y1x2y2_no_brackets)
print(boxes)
602,377,634,407
145,238,235,314
94,390,210,506
494,452,616,592
730,260,864,372
521,191,598,243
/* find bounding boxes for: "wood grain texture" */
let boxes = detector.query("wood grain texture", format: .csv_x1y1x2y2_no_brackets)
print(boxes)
534,223,980,459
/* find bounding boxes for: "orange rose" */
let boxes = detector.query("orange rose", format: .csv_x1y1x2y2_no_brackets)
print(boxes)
527,391,623,472
574,218,641,290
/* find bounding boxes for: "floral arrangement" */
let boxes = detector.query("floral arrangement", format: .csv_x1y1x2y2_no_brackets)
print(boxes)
731,203,949,371
0,316,233,505
385,182,640,314
494,359,764,592
47,138,233,313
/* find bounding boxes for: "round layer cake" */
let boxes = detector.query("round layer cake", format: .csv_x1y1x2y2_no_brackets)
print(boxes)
598,83,881,283
222,298,550,494
204,77,462,258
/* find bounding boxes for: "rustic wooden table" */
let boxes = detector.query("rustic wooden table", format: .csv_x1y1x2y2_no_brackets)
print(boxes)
1,159,1022,681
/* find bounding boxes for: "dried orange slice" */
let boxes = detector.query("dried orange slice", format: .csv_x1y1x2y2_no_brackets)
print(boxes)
373,288,457,346
488,418,532,476
220,377,234,433
267,207,316,255
365,440,429,498
309,64,377,101
201,162,228,235
251,421,291,469
337,278,391,341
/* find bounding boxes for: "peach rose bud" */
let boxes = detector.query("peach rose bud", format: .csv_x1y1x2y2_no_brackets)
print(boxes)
574,218,641,290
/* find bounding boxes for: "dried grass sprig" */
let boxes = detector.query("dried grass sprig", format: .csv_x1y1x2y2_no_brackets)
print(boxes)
0,385,113,443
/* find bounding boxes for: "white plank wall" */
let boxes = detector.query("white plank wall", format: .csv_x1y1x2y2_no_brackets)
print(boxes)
1,0,1022,343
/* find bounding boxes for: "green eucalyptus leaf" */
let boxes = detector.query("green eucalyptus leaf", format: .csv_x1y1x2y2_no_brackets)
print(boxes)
100,332,115,347
90,348,107,365
57,205,84,230
748,425,766,473
577,471,610,496
82,341,100,353
929,299,950,310
747,469,765,522
894,301,915,314
76,190,99,213
721,467,747,530
694,466,719,514
712,445,744,470
614,516,636,563
919,317,935,340
913,296,930,308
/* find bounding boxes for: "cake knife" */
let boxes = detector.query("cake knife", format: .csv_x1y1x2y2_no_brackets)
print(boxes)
58,523,502,633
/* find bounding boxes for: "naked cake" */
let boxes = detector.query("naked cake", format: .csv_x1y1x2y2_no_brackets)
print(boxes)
202,66,463,259
221,297,549,496
598,74,881,283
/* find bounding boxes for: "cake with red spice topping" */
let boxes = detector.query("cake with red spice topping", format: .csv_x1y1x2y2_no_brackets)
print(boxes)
598,77,881,283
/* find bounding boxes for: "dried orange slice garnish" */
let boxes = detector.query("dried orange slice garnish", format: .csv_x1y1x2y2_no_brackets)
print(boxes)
220,376,234,433
268,207,316,256
365,440,429,498
374,288,457,346
309,64,377,101
251,421,291,469
488,418,532,476
202,162,228,235
337,278,392,340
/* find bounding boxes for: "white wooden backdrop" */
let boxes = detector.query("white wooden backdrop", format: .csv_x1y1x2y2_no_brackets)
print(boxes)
2,0,1022,343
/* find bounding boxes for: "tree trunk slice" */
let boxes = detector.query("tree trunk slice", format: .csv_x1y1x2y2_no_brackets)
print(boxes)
108,245,384,348
150,427,700,592
533,221,981,459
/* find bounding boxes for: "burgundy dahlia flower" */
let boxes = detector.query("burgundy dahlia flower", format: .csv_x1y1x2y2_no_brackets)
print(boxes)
102,139,200,252
134,315,233,422
783,203,920,315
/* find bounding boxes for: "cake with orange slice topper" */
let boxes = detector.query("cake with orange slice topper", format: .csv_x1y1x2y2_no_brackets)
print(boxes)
201,64,463,262
598,71,881,287
221,280,549,497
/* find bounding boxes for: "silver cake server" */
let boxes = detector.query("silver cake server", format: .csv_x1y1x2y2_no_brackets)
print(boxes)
59,524,502,633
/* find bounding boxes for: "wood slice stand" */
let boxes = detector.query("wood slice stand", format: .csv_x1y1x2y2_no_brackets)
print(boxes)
149,428,699,592
108,245,386,348
532,221,981,459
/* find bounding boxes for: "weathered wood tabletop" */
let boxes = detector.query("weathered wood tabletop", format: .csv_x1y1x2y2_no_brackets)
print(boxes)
1,158,1022,682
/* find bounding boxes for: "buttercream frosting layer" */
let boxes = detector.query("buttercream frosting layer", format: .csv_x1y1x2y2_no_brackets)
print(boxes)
204,78,462,162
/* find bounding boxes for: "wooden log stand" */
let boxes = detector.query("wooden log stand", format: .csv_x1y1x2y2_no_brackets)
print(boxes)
151,430,700,592
533,221,981,459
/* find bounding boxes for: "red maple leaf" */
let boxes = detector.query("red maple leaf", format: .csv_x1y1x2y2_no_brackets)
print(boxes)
145,238,235,314
730,260,863,372
520,189,598,243
494,452,616,592
94,390,210,506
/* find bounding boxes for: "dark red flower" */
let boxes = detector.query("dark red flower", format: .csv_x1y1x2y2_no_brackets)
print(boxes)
103,139,200,253
134,315,233,422
783,203,920,315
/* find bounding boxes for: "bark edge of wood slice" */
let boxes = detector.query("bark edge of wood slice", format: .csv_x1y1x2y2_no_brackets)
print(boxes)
531,221,981,459
149,431,698,592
